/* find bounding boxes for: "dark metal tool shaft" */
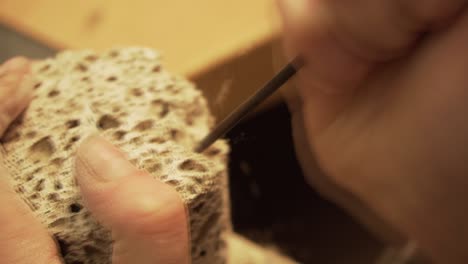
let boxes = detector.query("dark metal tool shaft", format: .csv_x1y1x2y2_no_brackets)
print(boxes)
194,55,304,153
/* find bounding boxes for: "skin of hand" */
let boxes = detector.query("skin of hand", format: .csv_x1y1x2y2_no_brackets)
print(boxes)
0,57,190,264
277,0,468,263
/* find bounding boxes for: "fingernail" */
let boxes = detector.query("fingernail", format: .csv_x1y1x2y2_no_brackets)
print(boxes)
1,57,30,73
76,135,136,183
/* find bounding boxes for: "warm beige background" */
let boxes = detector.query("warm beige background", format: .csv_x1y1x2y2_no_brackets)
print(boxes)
0,0,280,77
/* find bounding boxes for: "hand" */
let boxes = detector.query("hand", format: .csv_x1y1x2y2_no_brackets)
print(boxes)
0,57,190,263
278,0,468,263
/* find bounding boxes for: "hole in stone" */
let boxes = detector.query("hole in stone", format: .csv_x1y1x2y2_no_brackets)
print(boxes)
134,120,153,131
152,65,161,72
66,119,80,129
51,158,64,167
166,179,180,186
197,212,221,241
25,131,37,138
190,218,196,227
30,137,55,158
106,76,117,82
171,88,181,95
179,159,207,172
187,185,196,194
109,50,119,57
189,105,204,117
69,203,83,213
185,115,194,126
84,245,103,256
30,202,40,210
149,137,165,144
48,193,60,202
199,250,206,257
39,64,51,72
170,129,181,141
160,104,170,118
130,136,143,145
48,90,60,97
93,238,108,249
76,63,88,72
92,101,101,108
70,136,80,143
54,236,69,257
64,144,73,151
30,193,39,199
113,130,127,140
34,82,42,89
216,239,226,251
147,163,162,173
151,99,170,118
97,115,120,130
54,181,63,190
205,148,221,156
193,202,204,214
49,218,67,228
85,54,98,62
131,88,143,97
34,179,45,192
1,129,20,143
193,177,204,184
16,186,25,194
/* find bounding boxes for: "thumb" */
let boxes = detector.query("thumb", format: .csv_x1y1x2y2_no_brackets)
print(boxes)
75,136,190,264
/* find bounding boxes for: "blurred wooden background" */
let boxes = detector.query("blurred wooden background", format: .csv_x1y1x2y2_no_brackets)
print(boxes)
0,0,287,121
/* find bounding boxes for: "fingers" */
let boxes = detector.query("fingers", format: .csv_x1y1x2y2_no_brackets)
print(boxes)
0,57,34,135
277,0,467,134
75,136,190,264
0,169,62,264
371,9,468,264
0,56,30,77
278,0,467,68
290,109,405,244
0,57,61,263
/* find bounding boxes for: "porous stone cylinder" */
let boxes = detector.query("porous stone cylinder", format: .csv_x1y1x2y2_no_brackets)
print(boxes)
1,47,231,264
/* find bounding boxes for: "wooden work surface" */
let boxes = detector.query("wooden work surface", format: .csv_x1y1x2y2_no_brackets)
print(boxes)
0,0,280,78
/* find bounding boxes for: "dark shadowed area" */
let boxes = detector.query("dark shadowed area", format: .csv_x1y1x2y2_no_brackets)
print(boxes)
227,103,383,263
